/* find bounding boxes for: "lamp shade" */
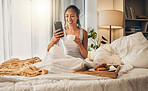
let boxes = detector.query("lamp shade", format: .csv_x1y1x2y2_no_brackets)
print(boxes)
98,10,123,29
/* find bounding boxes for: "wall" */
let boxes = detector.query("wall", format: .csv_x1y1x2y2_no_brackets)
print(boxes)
97,0,123,43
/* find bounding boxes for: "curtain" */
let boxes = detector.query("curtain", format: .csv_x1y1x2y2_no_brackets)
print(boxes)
0,0,52,62
0,0,4,63
0,0,12,63
0,0,85,63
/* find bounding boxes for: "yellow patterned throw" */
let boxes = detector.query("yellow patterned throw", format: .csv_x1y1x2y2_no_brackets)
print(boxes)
0,57,48,77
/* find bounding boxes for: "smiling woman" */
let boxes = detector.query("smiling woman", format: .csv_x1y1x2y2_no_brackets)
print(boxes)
47,5,88,59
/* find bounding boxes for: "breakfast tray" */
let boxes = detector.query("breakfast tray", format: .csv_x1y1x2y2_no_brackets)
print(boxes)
74,65,120,79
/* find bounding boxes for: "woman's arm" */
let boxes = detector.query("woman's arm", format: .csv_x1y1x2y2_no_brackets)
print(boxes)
47,37,59,51
47,29,64,51
74,29,88,58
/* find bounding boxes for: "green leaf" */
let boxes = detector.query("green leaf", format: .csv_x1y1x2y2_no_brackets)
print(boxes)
91,44,94,48
90,29,94,33
88,47,91,51
93,45,99,50
91,32,97,39
88,35,91,38
96,45,99,49
100,41,107,44
102,36,108,41
93,46,96,50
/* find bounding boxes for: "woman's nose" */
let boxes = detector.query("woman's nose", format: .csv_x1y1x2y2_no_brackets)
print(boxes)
68,17,72,21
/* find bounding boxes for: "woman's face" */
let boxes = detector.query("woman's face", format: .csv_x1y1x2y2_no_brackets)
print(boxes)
65,8,78,26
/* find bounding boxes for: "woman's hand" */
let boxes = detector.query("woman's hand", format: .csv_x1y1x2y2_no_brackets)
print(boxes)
47,29,64,51
52,29,64,43
74,36,82,45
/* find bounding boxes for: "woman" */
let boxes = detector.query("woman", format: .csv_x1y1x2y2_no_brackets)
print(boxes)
47,5,88,59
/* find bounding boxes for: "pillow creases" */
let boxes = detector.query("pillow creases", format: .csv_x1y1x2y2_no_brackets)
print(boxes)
94,44,123,65
111,32,148,68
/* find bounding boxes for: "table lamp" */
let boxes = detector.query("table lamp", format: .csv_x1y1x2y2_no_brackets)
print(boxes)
98,10,123,43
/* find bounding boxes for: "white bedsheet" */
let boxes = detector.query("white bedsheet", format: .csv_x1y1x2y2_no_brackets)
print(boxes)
1,63,147,91
0,68,148,91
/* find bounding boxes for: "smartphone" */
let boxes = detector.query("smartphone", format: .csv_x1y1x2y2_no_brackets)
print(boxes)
54,21,64,37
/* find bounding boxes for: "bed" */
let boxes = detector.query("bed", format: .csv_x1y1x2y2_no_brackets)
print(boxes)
0,32,148,91
0,67,148,91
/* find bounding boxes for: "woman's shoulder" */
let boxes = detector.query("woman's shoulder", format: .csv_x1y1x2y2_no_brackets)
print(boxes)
80,28,86,33
80,28,87,39
80,28,87,35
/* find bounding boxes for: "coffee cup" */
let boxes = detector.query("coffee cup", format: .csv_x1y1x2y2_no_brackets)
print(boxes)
67,35,75,41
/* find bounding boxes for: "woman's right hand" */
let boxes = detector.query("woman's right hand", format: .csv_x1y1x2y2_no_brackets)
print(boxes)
51,29,64,44
47,29,64,51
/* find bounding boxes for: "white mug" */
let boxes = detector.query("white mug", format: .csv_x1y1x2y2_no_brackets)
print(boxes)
67,35,75,41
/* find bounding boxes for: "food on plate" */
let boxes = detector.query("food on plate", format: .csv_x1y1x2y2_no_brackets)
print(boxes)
94,63,118,71
96,67,109,71
94,63,110,71
94,63,107,70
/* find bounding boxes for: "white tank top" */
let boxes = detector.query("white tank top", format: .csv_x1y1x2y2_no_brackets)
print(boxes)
61,28,84,59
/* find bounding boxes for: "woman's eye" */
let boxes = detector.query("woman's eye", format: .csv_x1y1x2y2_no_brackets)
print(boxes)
65,16,68,18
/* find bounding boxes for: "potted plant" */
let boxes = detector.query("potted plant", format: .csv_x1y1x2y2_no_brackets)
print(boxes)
87,28,108,61
87,28,108,51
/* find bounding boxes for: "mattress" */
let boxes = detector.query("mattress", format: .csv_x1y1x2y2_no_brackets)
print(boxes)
0,68,148,91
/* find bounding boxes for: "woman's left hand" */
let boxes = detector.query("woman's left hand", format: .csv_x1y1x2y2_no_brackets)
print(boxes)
74,36,82,45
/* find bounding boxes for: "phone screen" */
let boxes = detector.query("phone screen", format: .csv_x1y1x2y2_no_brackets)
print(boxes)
54,21,64,37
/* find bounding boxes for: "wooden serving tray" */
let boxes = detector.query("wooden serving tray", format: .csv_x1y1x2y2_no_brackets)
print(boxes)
74,65,120,79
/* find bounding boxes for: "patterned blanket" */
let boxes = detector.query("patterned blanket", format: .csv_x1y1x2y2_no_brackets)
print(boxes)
0,57,48,77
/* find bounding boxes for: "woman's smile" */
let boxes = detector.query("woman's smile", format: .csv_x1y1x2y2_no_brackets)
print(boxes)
68,21,73,24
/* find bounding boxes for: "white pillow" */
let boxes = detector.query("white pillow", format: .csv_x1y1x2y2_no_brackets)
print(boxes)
43,45,66,61
94,44,123,65
111,32,148,68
